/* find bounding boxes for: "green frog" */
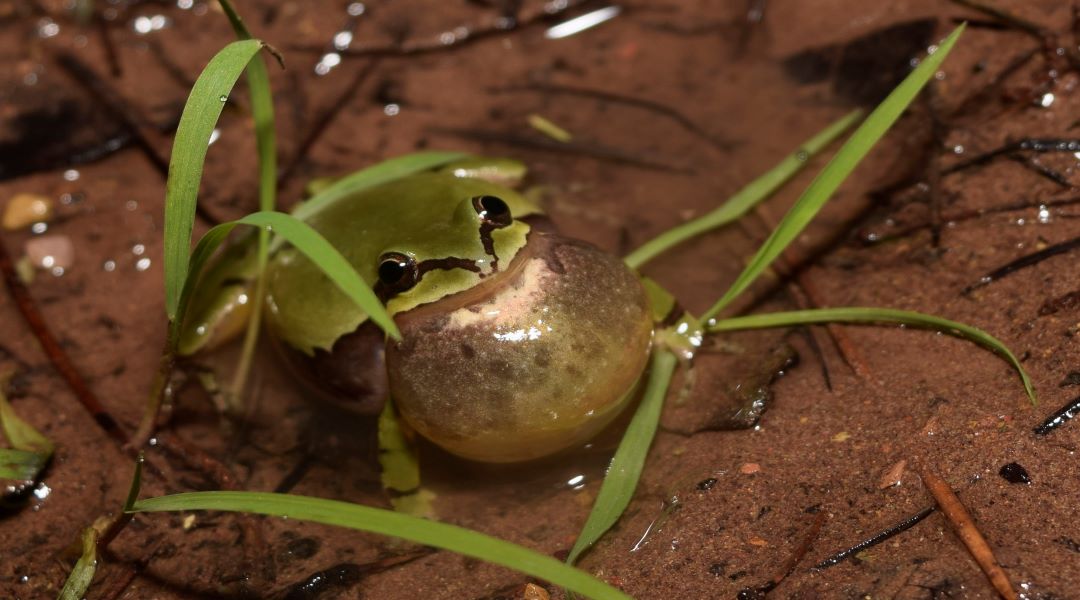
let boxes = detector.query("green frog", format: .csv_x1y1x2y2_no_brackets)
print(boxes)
180,157,654,463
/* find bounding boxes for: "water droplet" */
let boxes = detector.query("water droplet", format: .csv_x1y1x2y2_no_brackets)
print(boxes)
103,260,116,272
208,128,222,145
383,103,400,116
346,2,365,16
136,257,152,271
132,243,145,256
1037,205,1051,224
177,0,194,9
218,94,228,102
37,18,60,38
63,169,80,181
794,149,809,162
125,200,138,211
314,52,342,76
33,483,51,500
1038,92,1055,108
952,144,964,155
51,266,65,277
333,30,353,50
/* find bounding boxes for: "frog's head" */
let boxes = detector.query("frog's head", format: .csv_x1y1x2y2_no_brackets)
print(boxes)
265,173,543,355
266,170,653,463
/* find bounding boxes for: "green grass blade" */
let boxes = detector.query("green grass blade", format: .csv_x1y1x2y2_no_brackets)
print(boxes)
288,151,470,223
0,449,47,480
163,39,264,321
623,110,862,270
173,212,400,342
701,25,965,322
129,491,631,600
708,306,1034,404
57,528,98,600
567,349,678,565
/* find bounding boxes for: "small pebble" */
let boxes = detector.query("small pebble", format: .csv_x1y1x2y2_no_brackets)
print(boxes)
523,583,550,600
998,462,1031,484
3,193,54,230
878,460,907,489
739,463,761,475
25,235,74,271
831,431,850,442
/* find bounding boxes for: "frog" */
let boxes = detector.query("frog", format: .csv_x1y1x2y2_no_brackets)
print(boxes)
180,157,655,463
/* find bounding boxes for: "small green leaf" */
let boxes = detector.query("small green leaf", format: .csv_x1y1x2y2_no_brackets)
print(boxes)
708,306,1035,404
567,349,678,565
129,491,631,600
0,449,47,480
701,25,966,321
624,109,862,270
164,39,265,320
57,528,99,600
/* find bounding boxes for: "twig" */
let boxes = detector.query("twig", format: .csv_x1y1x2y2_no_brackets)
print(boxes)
491,83,734,151
278,59,381,188
0,235,129,447
962,233,1080,294
740,511,826,597
813,505,935,569
919,469,1017,600
428,126,695,173
1032,393,1080,435
947,0,1048,38
287,0,594,58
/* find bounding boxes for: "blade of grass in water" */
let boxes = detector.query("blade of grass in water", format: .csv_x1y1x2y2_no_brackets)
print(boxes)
701,24,966,322
0,371,53,481
57,528,98,600
567,349,678,565
623,109,862,270
174,211,400,341
129,491,631,600
709,307,1035,404
163,39,264,321
215,0,280,408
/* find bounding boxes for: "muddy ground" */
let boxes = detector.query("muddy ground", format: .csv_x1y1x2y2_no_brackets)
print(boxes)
1,0,1079,598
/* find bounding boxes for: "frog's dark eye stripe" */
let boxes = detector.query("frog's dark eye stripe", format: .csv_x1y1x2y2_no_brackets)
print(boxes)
471,195,512,228
377,252,419,294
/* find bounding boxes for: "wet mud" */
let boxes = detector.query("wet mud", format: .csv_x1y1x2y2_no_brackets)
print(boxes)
1,0,1079,598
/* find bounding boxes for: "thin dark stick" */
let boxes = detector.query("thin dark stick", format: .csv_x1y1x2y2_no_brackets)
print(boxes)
1033,393,1080,435
943,139,1080,176
95,13,122,77
740,511,826,597
492,83,734,151
287,0,593,58
813,505,935,569
962,233,1080,294
278,59,380,188
52,51,223,226
428,126,695,173
1007,154,1073,189
0,235,129,447
947,0,1048,38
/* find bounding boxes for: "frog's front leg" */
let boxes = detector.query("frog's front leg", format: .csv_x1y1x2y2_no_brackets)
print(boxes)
280,318,389,416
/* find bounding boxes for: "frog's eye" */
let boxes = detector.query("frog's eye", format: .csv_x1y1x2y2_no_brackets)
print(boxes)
471,195,512,228
377,252,419,294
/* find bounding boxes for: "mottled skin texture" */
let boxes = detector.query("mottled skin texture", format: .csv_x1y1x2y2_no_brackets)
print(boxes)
386,233,653,462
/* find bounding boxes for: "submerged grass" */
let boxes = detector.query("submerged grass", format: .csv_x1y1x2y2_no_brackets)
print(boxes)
129,491,632,600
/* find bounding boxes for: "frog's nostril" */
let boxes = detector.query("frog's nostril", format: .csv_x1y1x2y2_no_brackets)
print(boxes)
472,195,512,227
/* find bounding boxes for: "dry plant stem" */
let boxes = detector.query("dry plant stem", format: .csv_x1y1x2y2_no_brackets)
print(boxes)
0,235,130,447
766,512,826,589
919,469,1018,600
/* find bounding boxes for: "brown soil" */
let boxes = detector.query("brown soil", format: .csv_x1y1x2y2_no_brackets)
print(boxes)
2,1,1079,599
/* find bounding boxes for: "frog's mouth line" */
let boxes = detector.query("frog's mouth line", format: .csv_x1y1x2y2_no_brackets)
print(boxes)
394,229,546,324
